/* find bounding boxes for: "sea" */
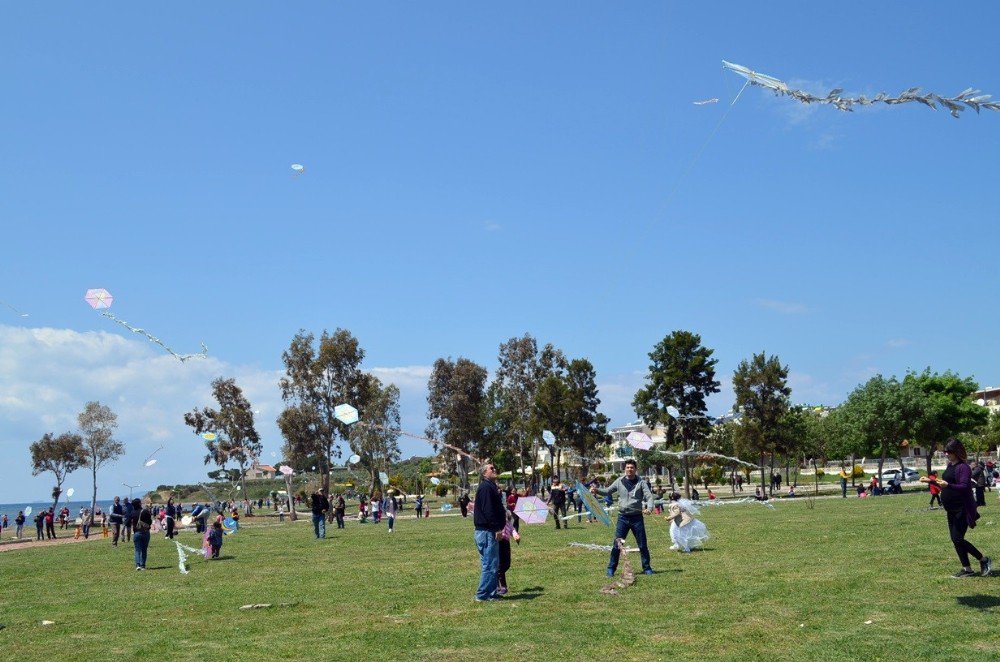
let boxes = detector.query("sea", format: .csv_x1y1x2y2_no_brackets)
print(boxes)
0,499,118,518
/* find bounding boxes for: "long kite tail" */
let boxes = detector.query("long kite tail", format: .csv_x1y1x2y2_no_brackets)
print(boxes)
99,311,208,362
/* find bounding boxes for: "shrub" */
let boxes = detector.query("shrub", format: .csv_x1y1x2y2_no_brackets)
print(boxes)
852,465,864,478
815,468,825,477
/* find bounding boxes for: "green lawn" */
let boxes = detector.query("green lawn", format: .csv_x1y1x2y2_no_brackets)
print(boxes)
1,493,997,661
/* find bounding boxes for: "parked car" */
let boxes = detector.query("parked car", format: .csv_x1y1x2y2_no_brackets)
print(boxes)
879,468,920,484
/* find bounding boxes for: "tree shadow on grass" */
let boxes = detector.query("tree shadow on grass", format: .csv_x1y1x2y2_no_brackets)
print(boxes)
957,595,1000,611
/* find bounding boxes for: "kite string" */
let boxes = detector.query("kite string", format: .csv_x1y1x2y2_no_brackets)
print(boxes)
358,422,482,463
99,310,208,362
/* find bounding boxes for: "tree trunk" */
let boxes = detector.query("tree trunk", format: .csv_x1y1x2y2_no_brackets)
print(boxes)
90,463,98,526
812,459,820,495
759,452,767,495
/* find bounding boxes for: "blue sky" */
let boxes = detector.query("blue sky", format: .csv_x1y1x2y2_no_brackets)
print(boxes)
2,2,998,503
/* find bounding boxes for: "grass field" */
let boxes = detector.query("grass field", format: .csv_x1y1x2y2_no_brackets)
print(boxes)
1,492,997,661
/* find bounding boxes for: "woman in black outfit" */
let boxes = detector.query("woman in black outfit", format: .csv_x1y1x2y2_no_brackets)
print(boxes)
921,438,992,578
132,498,153,570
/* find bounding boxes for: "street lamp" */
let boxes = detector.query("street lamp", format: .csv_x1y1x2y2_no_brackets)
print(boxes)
123,482,139,499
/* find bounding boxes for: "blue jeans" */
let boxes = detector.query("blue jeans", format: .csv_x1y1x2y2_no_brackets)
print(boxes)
474,529,499,600
312,513,326,539
608,512,651,573
133,530,150,568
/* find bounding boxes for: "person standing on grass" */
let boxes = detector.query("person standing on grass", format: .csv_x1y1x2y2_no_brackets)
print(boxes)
385,493,397,533
592,458,656,578
333,493,346,529
971,461,986,507
547,477,567,529
109,496,124,547
15,511,25,539
35,511,45,540
311,488,329,539
132,498,152,570
45,508,56,539
164,497,177,540
459,491,471,518
920,438,992,578
927,471,942,509
473,462,506,602
838,467,849,498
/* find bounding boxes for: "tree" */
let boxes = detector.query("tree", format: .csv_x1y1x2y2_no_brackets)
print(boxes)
426,357,488,488
732,352,791,493
905,369,988,472
77,401,125,524
30,432,85,511
633,331,720,497
350,374,402,493
562,359,609,479
278,329,366,494
838,375,923,482
490,334,566,481
962,410,1000,461
184,378,262,495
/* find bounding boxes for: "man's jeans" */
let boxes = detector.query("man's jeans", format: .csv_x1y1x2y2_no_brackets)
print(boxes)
474,529,499,600
607,512,651,573
312,513,326,539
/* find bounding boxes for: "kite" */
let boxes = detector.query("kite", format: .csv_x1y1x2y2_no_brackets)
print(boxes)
24,506,32,516
84,288,208,362
692,98,719,105
600,539,637,596
513,496,549,525
1,300,29,317
291,163,305,175
379,471,389,486
542,430,556,445
626,431,653,451
222,517,239,535
173,540,206,574
430,477,440,486
279,465,294,476
66,488,75,498
722,59,1000,118
440,503,453,512
144,445,163,467
575,481,611,526
568,542,639,553
334,404,359,425
348,454,361,465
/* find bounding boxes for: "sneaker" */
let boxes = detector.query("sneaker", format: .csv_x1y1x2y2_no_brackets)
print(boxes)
643,569,654,575
951,568,977,578
135,566,142,571
981,557,993,577
606,569,615,577
669,544,679,551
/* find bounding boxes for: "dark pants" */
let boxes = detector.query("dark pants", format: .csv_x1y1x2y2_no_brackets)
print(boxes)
211,543,221,559
498,539,511,588
608,512,651,573
335,511,345,528
165,517,175,539
36,524,44,540
124,523,132,541
133,530,150,568
975,487,986,507
552,502,567,528
929,493,941,508
46,522,56,539
947,509,983,568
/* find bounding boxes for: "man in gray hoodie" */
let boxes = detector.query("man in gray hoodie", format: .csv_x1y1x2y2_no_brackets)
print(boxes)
592,459,656,577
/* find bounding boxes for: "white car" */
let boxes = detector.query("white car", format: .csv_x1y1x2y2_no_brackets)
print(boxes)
879,468,920,484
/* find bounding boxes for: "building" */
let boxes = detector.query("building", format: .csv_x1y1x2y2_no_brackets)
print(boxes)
974,387,1000,415
245,463,276,480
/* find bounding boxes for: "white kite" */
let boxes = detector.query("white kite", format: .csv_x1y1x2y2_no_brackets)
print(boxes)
723,59,1000,118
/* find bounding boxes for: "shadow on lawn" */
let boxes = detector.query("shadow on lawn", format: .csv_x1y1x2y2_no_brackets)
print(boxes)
956,594,1000,611
506,586,544,601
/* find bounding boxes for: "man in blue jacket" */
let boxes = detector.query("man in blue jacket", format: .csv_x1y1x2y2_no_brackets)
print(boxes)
473,461,506,602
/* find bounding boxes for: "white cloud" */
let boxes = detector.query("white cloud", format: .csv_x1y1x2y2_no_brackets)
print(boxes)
483,221,501,232
753,298,810,315
0,325,438,502
886,338,912,349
